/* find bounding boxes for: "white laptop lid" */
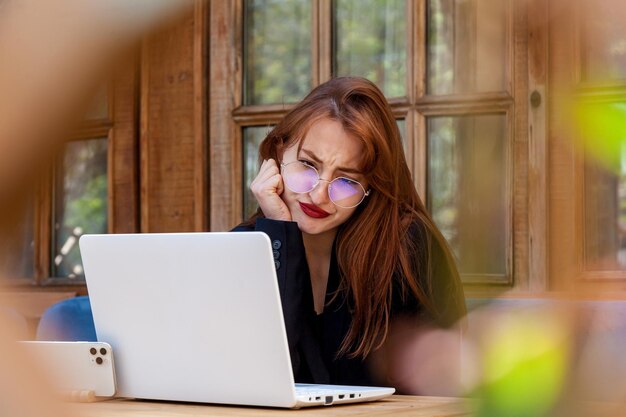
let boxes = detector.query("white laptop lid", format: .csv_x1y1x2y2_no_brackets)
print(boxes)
80,232,299,408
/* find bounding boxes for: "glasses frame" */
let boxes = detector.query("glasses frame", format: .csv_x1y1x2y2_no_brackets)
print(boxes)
280,161,370,209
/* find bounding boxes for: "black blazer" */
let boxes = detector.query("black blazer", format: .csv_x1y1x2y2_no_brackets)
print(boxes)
232,217,465,387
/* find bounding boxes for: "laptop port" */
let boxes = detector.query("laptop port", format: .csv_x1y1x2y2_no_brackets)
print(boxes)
349,394,355,399
315,396,320,401
325,396,333,405
338,394,345,399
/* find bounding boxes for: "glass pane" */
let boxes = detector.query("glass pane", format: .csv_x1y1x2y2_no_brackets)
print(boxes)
428,115,508,277
84,86,108,120
427,0,508,95
334,0,406,97
244,0,312,105
581,0,626,81
584,146,626,270
1,204,34,278
243,126,272,219
53,138,108,278
396,118,407,157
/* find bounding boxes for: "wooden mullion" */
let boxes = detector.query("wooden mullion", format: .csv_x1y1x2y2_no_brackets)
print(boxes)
414,0,426,101
232,103,294,125
106,128,114,235
506,103,516,288
232,0,244,228
389,102,410,119
417,91,513,106
510,0,530,291
505,0,515,95
311,0,320,87
194,0,209,231
527,0,549,292
415,100,512,117
34,170,52,284
68,124,113,141
317,0,332,84
413,1,427,203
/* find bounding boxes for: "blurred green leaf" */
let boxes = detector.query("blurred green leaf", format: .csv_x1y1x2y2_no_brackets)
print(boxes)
575,101,626,173
474,311,569,417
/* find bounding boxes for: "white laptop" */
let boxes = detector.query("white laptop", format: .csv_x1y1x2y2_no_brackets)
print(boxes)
79,232,394,408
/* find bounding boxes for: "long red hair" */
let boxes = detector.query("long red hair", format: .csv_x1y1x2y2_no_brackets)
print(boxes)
247,77,464,357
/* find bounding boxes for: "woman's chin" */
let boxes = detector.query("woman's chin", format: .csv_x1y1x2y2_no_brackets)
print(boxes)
292,215,329,236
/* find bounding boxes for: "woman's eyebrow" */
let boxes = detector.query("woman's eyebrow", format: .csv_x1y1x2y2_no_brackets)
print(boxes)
300,148,361,175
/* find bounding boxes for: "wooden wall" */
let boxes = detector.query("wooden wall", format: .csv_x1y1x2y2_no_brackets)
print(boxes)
139,2,208,233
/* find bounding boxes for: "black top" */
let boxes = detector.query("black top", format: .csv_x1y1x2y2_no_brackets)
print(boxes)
232,218,465,387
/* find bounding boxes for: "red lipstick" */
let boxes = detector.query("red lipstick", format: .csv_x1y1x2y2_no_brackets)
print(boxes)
299,202,330,219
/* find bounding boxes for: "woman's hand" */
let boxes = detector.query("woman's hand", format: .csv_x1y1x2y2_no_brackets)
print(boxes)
250,159,292,221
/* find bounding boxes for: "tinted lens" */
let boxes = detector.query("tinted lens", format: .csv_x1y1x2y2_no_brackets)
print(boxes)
329,177,365,208
282,162,318,193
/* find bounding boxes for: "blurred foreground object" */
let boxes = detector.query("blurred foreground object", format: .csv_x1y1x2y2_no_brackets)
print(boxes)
467,301,572,417
0,0,193,203
0,0,193,416
466,298,626,417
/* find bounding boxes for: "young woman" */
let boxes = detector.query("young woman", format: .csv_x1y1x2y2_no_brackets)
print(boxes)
233,77,466,392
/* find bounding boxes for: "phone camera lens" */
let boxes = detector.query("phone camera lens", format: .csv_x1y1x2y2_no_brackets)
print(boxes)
90,348,97,355
96,357,103,365
100,348,107,355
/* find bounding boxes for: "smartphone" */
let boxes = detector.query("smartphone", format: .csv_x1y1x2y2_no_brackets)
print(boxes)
19,341,116,397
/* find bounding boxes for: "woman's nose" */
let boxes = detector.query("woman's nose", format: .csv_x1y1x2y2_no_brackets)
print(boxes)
309,179,332,206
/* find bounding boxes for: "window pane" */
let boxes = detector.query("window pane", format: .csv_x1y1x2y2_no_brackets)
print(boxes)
243,126,272,219
427,0,508,95
52,138,108,278
581,0,626,81
334,0,406,97
428,115,508,277
584,146,626,270
244,0,312,105
396,118,407,156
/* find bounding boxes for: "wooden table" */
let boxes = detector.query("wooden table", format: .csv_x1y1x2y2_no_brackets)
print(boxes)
71,395,473,417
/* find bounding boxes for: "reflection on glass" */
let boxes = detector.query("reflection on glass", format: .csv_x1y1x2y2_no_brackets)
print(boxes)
396,118,407,157
427,0,508,95
1,203,34,278
581,0,626,81
334,0,406,97
243,126,273,219
53,138,108,278
84,86,109,120
584,145,626,270
244,0,312,105
428,115,507,277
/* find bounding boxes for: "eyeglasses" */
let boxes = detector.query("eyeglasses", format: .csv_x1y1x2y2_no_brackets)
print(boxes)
280,161,370,208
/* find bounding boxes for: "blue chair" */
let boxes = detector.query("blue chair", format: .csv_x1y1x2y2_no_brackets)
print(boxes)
36,296,97,341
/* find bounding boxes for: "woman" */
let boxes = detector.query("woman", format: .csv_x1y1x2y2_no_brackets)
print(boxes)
234,77,466,393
